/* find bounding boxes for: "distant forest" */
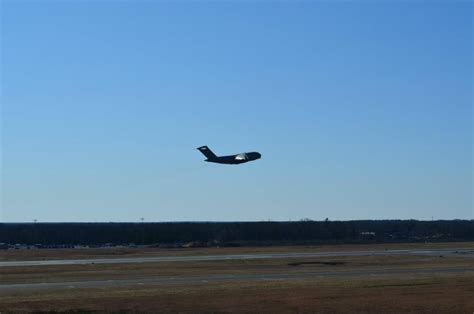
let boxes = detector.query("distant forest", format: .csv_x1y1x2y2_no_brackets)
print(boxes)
1,220,473,246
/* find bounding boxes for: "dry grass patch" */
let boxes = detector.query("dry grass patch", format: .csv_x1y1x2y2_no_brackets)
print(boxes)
1,274,473,313
1,254,471,285
2,242,473,261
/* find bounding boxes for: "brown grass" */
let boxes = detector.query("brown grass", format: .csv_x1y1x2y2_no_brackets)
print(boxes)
2,241,473,261
1,243,473,313
1,255,471,285
1,274,473,313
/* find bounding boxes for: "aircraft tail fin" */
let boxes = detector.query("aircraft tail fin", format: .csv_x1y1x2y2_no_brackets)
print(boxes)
197,146,217,160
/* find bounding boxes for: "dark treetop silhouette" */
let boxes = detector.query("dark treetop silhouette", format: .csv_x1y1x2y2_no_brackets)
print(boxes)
197,146,261,165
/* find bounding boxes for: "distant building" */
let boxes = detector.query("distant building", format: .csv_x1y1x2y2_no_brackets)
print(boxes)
359,231,376,239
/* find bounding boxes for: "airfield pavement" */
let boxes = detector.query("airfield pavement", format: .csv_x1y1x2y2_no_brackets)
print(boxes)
1,242,473,313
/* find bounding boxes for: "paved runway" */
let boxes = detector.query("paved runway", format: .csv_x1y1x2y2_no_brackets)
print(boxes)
1,248,473,267
1,267,473,292
1,248,473,292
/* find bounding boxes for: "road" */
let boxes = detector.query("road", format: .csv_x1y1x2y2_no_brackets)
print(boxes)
1,248,473,267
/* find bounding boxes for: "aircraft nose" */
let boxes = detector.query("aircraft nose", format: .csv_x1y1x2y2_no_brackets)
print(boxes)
257,153,262,159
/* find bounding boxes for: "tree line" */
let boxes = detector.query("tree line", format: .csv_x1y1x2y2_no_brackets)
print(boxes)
0,220,473,246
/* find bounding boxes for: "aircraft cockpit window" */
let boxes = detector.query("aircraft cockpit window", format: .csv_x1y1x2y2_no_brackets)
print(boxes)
235,153,248,160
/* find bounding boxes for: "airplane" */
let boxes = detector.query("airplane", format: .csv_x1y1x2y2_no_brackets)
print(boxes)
197,146,261,165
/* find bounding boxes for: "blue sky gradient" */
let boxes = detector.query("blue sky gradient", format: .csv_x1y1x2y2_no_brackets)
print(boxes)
1,1,472,222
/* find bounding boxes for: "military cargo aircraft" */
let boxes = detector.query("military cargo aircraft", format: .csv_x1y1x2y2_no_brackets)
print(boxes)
197,146,261,165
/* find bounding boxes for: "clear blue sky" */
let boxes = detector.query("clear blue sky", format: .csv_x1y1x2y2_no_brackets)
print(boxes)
1,1,472,222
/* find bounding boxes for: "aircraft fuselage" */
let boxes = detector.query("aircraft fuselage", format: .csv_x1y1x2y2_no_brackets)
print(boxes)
197,146,261,165
205,152,261,164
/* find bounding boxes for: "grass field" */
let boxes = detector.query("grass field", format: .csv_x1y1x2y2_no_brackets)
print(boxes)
1,243,473,313
2,241,473,261
2,273,473,313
